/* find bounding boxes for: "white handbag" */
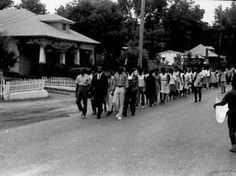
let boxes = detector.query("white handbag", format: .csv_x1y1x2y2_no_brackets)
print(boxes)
215,97,228,123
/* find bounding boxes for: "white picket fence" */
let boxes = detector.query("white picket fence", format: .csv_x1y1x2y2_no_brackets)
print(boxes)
0,79,7,100
0,78,44,100
43,77,76,87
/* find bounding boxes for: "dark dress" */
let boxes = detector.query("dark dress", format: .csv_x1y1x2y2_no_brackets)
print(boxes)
145,74,156,106
91,72,108,118
123,74,139,116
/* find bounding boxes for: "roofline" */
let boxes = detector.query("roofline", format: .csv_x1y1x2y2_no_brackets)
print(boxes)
7,35,100,45
158,50,184,55
41,19,75,25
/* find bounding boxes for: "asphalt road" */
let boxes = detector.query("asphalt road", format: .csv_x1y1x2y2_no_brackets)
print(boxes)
0,88,236,176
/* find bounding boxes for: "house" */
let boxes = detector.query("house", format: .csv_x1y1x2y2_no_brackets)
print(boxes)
158,50,184,65
186,44,220,65
0,9,100,75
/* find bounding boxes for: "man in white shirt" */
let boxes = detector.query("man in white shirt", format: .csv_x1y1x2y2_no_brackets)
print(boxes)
75,68,91,118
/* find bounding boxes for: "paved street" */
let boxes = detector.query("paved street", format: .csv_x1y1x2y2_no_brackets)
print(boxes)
0,88,236,176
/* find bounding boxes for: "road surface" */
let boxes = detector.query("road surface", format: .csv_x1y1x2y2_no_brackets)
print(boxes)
0,88,236,176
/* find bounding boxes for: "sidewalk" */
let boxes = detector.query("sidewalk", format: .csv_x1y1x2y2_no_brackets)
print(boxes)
45,86,75,92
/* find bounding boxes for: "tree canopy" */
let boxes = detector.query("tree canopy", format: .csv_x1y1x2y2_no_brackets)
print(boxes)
212,2,236,65
0,0,13,10
17,0,47,14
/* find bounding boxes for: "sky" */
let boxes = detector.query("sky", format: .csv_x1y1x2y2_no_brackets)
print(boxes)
12,0,232,24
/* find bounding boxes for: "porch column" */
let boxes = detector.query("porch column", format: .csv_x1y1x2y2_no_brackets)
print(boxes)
59,52,66,65
39,45,46,63
90,49,95,65
74,49,80,65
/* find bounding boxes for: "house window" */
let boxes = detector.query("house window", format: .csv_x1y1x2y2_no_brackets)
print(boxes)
63,24,67,31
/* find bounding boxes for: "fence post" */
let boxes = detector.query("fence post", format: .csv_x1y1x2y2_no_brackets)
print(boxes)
4,81,10,100
42,78,44,90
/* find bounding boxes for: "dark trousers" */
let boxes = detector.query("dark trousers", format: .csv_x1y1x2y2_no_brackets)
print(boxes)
194,87,202,102
228,113,236,145
123,88,138,116
91,97,96,114
146,93,155,106
76,86,88,115
94,96,104,118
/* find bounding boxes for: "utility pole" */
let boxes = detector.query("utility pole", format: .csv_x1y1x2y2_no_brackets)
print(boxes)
138,0,146,69
219,5,222,52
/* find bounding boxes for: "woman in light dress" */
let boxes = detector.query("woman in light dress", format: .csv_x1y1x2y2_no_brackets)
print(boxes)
160,68,170,104
168,68,177,100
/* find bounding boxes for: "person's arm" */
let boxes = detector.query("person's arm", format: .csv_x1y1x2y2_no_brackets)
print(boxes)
76,84,79,97
214,93,229,108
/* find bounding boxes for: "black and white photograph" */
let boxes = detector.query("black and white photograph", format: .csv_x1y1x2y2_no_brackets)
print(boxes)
0,0,236,175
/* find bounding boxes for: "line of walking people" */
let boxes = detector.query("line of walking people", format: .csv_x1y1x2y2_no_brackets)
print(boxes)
75,66,236,120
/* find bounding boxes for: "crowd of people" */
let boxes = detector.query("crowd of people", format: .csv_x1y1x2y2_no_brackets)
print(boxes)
75,66,236,120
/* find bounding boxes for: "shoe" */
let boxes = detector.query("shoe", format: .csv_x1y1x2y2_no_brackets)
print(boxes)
131,113,135,116
117,116,122,120
106,111,113,116
194,100,197,103
81,115,86,119
230,145,236,153
116,113,119,119
96,116,101,119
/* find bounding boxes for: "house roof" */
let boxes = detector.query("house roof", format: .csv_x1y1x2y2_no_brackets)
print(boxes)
38,14,75,25
158,50,184,55
0,9,99,45
188,44,218,58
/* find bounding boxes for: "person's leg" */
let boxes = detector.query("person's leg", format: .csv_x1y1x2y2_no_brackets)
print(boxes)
118,87,126,119
107,92,113,115
141,88,145,106
123,89,129,117
164,93,167,103
198,87,202,102
82,88,88,116
160,92,163,103
130,90,137,115
193,87,197,102
76,93,83,112
91,97,96,115
97,99,103,119
221,82,224,94
169,91,172,101
228,117,236,152
136,88,140,106
112,87,119,114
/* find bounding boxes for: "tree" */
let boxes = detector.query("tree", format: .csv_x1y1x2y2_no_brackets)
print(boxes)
213,2,236,66
118,0,168,62
163,0,205,51
0,33,18,73
17,0,47,14
0,0,13,10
